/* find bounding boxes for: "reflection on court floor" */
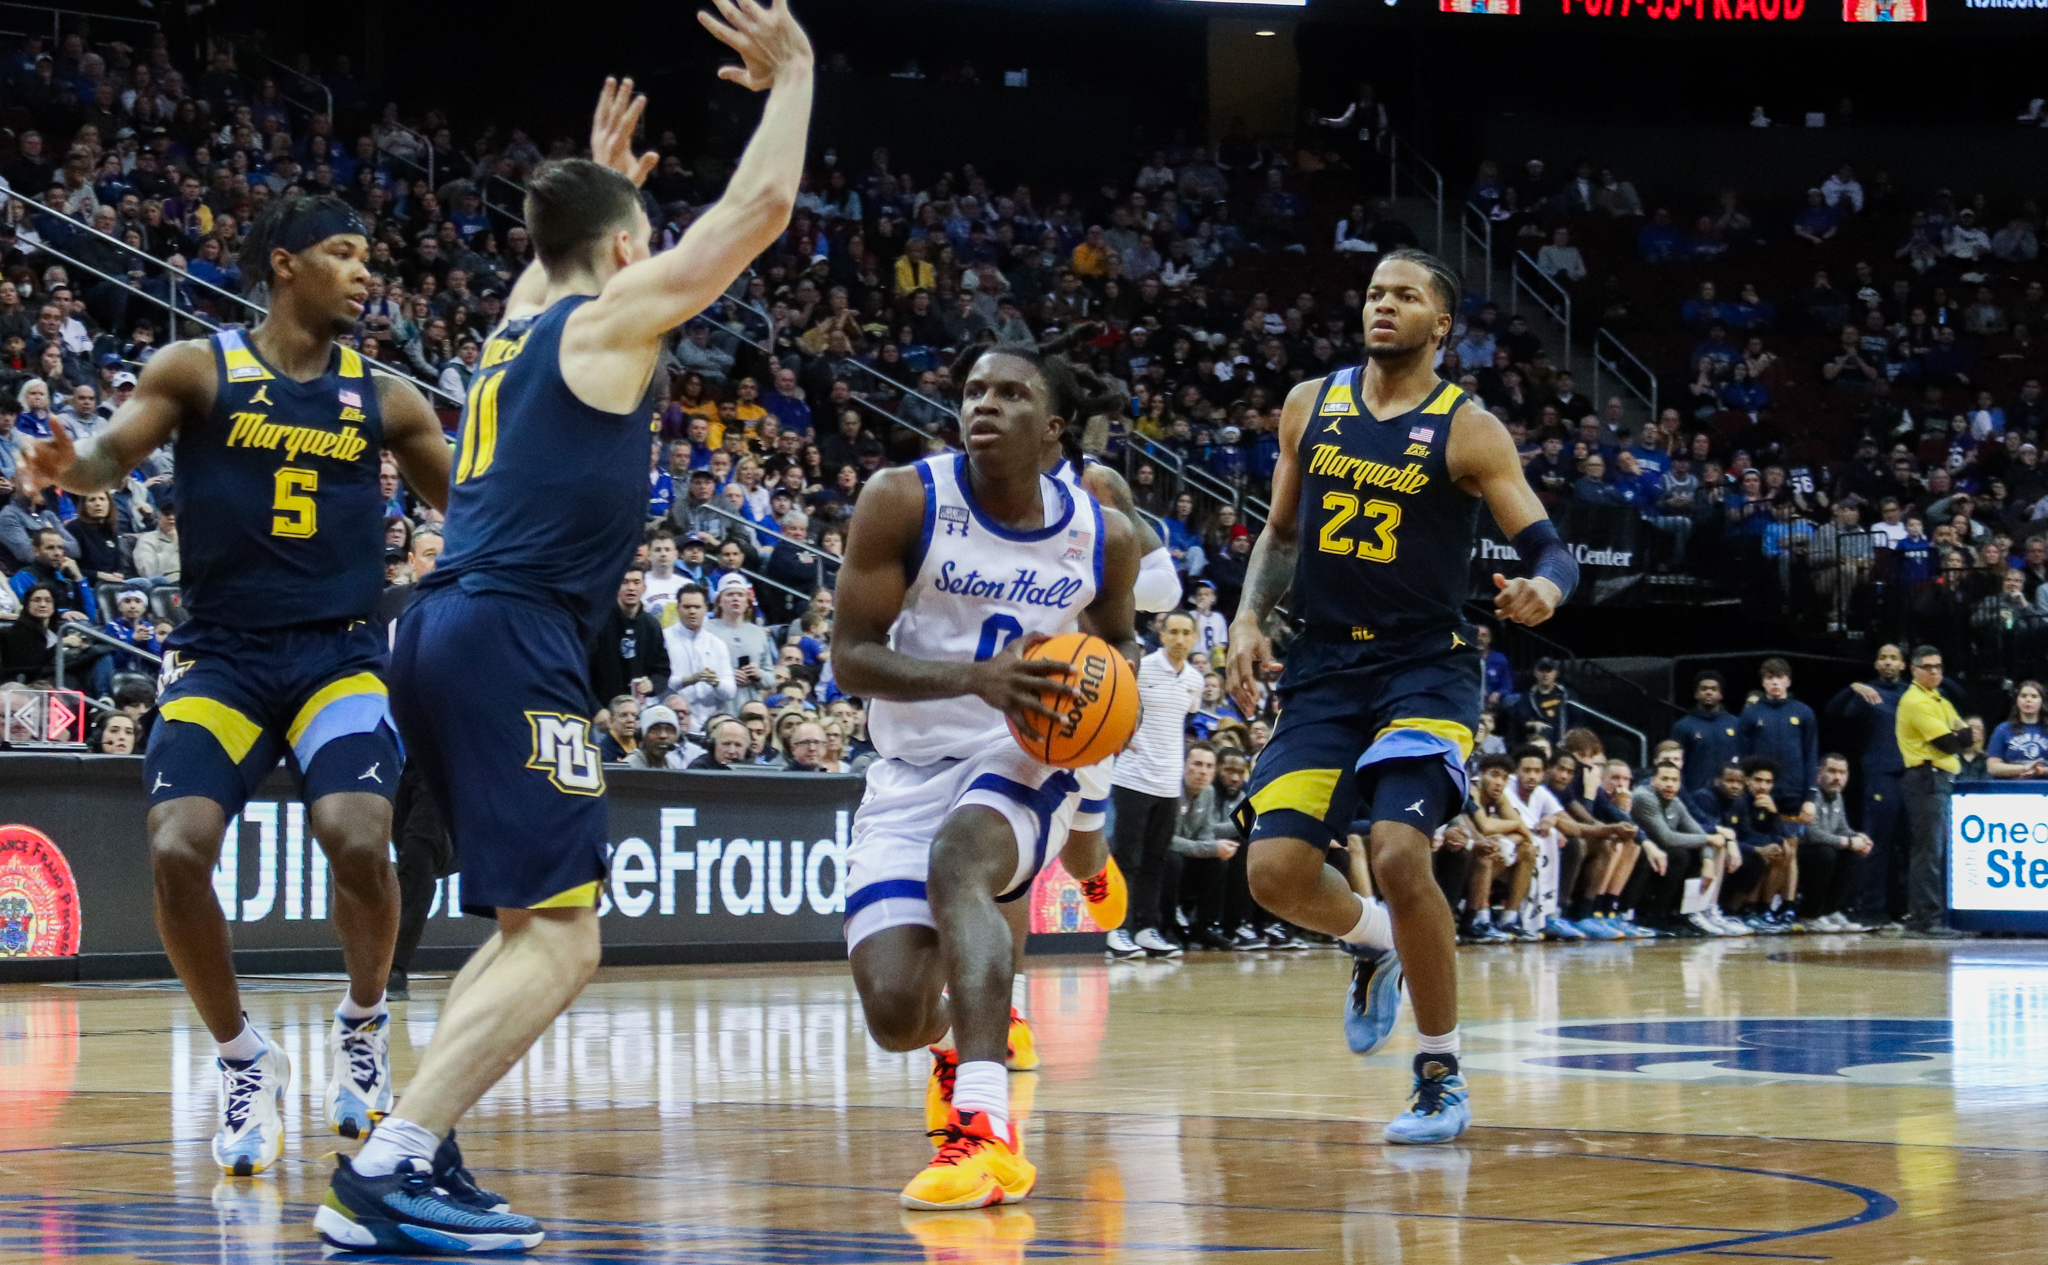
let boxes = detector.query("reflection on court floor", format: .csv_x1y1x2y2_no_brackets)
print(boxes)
4,938,2048,1264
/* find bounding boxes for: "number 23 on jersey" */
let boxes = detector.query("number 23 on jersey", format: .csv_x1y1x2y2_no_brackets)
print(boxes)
1316,491,1400,562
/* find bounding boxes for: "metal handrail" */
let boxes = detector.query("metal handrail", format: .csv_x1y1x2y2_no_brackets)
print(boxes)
734,562,811,605
0,187,464,408
0,1,156,44
1387,134,1446,256
247,46,333,124
726,269,957,423
696,309,956,454
375,119,437,191
1459,203,1493,302
1512,252,1573,372
52,619,162,692
692,498,833,593
1563,698,1648,768
1593,327,1659,421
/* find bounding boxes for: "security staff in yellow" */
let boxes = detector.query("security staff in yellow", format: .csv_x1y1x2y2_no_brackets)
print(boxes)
20,195,452,1175
1226,249,1574,1144
1894,645,1970,939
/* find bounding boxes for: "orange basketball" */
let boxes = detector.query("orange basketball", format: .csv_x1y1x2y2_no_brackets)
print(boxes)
1007,632,1139,769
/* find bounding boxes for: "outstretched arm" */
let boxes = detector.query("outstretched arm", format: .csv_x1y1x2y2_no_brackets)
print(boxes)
833,467,1079,731
377,374,452,513
17,340,212,494
576,0,812,346
1448,401,1571,626
1225,377,1315,712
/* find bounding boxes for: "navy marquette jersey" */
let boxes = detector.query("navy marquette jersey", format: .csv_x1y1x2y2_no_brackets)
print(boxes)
173,329,386,627
1294,365,1479,638
422,294,651,641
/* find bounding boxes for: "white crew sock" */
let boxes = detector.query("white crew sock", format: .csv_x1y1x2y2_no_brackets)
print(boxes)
336,991,388,1022
1011,973,1029,1015
1338,893,1394,950
1416,1027,1461,1057
351,1115,440,1178
951,1060,1009,1136
217,1020,265,1063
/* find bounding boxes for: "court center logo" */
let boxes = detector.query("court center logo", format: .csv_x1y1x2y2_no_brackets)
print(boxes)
1463,1017,1953,1084
0,825,82,958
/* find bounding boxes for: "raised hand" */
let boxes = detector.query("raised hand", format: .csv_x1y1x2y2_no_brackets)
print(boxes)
589,77,659,187
698,0,813,93
17,420,78,494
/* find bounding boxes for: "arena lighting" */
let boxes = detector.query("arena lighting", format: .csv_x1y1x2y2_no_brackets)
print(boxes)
1255,27,1278,32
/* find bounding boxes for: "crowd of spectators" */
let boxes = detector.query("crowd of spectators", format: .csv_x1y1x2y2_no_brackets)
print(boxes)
1461,136,2048,669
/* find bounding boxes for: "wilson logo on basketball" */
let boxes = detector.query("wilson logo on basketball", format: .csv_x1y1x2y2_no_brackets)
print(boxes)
1057,653,1110,740
0,825,82,958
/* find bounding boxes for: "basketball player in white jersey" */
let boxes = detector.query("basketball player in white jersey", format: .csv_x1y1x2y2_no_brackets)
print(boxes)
835,343,1140,1210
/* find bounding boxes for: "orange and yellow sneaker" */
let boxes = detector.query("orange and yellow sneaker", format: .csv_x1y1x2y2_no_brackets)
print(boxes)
1078,858,1127,931
924,1046,959,1138
901,1108,1036,1211
1005,1009,1040,1072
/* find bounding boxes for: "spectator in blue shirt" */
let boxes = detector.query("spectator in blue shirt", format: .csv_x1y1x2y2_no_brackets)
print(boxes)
1476,622,1513,712
1739,657,1819,820
92,586,162,693
1637,208,1682,263
763,366,813,438
1987,681,2048,778
1690,324,1740,376
1725,283,1777,332
1793,189,1838,246
1572,454,1632,506
1896,517,1935,584
1720,363,1770,415
648,440,675,519
1680,281,1724,332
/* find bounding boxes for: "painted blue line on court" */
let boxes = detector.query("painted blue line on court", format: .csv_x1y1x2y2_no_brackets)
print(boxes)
1703,1252,1832,1260
1564,1155,1894,1265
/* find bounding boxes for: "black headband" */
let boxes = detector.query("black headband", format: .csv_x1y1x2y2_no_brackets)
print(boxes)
279,205,368,253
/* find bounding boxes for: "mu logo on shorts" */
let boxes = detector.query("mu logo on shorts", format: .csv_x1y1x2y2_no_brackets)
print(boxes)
526,712,605,796
0,825,82,958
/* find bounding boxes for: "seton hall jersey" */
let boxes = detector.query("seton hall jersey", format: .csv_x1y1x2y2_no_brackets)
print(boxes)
869,453,1105,766
1294,366,1481,638
423,295,652,642
172,330,385,628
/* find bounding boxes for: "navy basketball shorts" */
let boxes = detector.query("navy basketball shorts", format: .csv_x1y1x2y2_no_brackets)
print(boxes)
1242,624,1483,851
387,587,609,917
145,618,401,816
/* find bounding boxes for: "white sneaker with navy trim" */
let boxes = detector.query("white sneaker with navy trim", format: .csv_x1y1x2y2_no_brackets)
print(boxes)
324,1011,393,1139
213,1036,291,1176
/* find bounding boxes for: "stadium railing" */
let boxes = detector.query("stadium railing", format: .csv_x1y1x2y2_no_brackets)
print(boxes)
1593,327,1658,421
1512,252,1572,373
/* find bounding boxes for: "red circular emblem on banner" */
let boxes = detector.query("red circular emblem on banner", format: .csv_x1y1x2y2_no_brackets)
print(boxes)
0,825,82,958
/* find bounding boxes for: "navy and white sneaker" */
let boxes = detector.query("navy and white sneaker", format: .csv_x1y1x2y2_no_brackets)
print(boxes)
1383,1055,1472,1145
435,1131,510,1214
324,1011,393,1139
212,1036,290,1176
315,1155,543,1254
1342,942,1405,1055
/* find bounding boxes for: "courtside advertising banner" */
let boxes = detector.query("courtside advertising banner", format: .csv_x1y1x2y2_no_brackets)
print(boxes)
0,755,863,971
1949,782,2048,934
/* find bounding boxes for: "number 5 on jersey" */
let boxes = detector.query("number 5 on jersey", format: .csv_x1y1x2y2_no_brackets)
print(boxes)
1317,492,1400,562
272,467,318,538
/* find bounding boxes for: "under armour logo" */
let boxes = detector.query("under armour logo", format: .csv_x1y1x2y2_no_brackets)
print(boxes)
358,763,382,783
1407,799,1425,816
151,773,171,792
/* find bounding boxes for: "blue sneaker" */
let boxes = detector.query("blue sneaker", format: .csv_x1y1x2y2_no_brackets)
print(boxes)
1383,1056,1471,1145
1578,915,1625,941
1341,943,1404,1055
434,1131,509,1214
1542,916,1586,941
314,1155,543,1254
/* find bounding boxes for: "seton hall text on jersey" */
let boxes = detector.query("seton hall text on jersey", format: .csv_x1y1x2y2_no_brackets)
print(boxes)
934,560,1086,609
1306,443,1430,495
224,412,372,464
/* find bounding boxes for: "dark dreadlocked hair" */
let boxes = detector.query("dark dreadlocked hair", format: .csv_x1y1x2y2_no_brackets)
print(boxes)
950,322,1128,465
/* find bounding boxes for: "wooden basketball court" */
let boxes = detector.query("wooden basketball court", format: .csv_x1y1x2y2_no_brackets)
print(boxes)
3,936,2043,1263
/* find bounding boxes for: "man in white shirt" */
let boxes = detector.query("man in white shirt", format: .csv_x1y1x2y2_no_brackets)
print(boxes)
642,529,687,625
662,583,734,732
1500,745,1567,940
1107,611,1206,958
706,573,774,709
1819,165,1863,214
